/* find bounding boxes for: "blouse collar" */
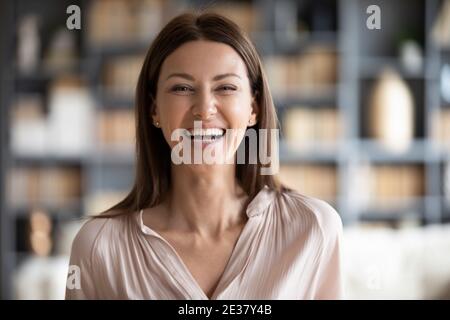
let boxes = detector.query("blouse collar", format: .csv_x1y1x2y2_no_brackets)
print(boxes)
245,185,275,218
137,185,275,236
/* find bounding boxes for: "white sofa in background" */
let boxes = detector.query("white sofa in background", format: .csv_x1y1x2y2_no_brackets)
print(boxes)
342,223,450,299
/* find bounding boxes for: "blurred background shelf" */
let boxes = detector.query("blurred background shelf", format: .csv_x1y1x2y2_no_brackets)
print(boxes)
356,139,430,162
273,31,339,53
94,93,135,109
8,203,83,220
11,154,87,166
358,211,424,227
358,57,427,79
86,42,153,56
87,150,135,165
2,0,450,300
279,140,340,163
274,86,337,108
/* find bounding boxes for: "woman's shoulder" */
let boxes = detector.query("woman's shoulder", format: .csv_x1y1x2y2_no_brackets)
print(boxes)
276,188,343,239
70,211,132,260
69,217,108,260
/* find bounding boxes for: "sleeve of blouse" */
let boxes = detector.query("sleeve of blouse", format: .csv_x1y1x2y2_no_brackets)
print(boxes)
65,218,107,300
310,198,345,300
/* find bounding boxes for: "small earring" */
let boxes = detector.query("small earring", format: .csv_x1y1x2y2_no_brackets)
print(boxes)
154,121,160,127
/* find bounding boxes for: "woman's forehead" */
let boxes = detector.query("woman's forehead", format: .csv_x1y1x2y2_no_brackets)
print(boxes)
159,40,248,80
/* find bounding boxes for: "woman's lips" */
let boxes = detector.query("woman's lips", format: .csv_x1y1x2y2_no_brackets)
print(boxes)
182,128,226,149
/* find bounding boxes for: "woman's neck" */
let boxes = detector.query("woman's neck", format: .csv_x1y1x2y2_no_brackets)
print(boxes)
166,164,248,237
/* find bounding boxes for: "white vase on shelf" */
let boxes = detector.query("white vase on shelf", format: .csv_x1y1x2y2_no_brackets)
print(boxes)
441,64,450,104
47,76,95,157
399,40,423,75
369,68,415,153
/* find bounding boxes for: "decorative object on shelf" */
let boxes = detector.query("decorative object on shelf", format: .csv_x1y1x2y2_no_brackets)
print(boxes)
39,167,82,207
97,109,135,151
395,26,423,75
8,167,82,209
369,68,414,153
370,165,424,209
432,109,450,148
278,164,337,202
283,106,340,151
17,14,40,74
399,40,423,75
44,28,77,72
103,55,145,98
88,0,164,46
443,110,449,148
29,209,52,256
432,0,450,48
440,64,450,104
347,162,424,212
47,76,94,156
14,220,85,299
264,45,337,98
11,95,47,156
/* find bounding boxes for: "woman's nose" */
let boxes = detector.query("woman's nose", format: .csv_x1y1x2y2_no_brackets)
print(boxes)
191,89,217,120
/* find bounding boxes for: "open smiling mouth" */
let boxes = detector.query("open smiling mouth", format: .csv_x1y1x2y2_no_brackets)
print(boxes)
186,128,225,143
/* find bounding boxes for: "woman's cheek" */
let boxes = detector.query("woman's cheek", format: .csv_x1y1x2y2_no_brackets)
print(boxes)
164,100,191,125
225,104,252,127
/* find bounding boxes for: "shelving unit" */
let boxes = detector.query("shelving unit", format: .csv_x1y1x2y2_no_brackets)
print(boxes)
0,0,14,300
1,0,450,299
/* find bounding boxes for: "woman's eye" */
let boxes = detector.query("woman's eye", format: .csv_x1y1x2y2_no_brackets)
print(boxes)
218,86,237,92
170,85,236,94
171,86,193,93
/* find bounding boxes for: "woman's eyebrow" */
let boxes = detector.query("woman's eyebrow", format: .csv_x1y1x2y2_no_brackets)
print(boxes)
212,73,242,81
165,73,242,81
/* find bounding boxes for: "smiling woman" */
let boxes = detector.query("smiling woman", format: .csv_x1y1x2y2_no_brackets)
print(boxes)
65,11,344,300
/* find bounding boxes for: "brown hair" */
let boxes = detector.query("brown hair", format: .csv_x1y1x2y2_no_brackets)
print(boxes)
96,11,285,218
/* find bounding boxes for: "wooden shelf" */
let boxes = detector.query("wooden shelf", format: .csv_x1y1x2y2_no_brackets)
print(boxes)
8,202,83,219
356,139,429,163
273,31,338,53
87,149,135,165
279,140,339,163
12,153,86,166
358,56,427,79
86,41,152,56
274,86,337,108
95,91,135,109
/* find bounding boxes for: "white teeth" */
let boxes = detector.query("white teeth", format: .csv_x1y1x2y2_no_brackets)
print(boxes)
189,128,224,137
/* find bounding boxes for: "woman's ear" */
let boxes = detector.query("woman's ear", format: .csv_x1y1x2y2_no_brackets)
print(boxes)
150,99,160,128
152,116,160,128
248,95,259,126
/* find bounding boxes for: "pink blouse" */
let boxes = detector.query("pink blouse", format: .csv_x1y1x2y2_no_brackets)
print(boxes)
65,187,344,299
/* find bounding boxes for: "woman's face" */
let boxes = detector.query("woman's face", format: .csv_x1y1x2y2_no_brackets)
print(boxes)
154,40,258,166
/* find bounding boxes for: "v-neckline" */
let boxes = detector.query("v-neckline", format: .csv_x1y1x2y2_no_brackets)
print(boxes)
137,186,275,299
139,209,257,300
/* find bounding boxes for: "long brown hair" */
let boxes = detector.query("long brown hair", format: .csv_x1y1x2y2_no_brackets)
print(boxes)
96,11,284,218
